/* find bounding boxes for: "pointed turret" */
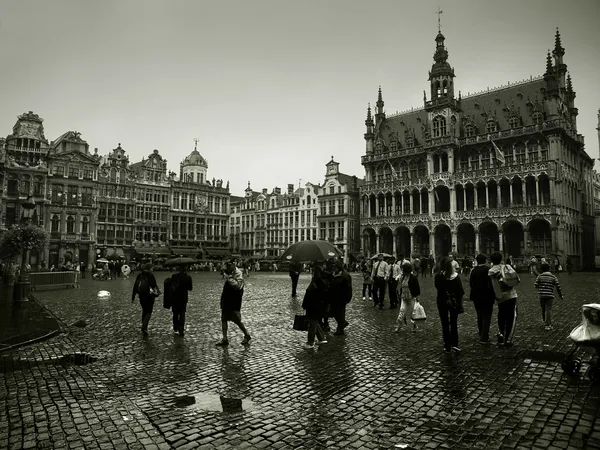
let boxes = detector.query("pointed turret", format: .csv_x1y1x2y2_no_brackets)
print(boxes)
364,103,375,155
543,51,558,97
552,28,567,93
375,86,385,124
427,29,456,106
553,27,565,59
545,51,553,75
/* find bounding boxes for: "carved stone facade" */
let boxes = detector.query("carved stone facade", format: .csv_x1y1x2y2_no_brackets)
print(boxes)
360,29,596,269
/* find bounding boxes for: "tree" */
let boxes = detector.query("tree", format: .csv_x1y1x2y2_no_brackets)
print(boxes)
0,226,48,263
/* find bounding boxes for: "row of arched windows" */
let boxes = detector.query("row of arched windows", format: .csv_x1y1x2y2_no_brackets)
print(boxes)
50,214,90,235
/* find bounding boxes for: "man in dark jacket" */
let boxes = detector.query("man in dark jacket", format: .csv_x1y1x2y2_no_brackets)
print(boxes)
289,260,302,297
170,265,193,336
131,263,160,336
469,254,495,344
329,259,352,335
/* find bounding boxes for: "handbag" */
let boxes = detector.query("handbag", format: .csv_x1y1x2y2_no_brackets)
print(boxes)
412,300,427,321
293,314,309,332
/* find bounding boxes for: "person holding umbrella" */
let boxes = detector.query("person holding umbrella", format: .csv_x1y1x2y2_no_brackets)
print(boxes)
329,259,352,335
216,259,251,346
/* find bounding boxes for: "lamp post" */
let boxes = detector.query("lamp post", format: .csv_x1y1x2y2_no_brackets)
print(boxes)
15,195,36,302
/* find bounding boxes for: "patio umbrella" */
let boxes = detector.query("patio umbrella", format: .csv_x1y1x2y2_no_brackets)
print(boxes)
165,256,197,266
370,253,393,260
96,258,109,263
279,240,343,262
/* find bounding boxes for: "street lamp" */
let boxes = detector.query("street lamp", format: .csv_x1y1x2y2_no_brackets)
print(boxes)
15,195,36,302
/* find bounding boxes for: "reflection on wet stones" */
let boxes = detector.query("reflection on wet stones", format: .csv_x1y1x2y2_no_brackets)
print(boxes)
173,392,254,413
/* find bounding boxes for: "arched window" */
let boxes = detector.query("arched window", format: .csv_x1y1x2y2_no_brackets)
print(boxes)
120,169,127,182
442,80,448,96
67,215,75,234
406,136,414,147
51,214,60,233
465,123,476,137
433,116,447,137
435,81,441,97
110,168,117,183
509,116,520,129
532,111,543,125
486,119,497,134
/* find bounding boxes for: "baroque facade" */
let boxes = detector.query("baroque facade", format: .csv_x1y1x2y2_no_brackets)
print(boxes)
360,29,596,269
0,112,231,267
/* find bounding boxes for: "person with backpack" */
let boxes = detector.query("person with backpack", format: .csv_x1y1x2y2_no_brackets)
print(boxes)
169,264,193,336
488,251,520,347
131,263,160,336
534,262,563,331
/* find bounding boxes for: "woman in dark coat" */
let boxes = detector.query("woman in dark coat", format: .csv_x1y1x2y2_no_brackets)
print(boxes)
131,263,160,336
434,257,465,353
302,266,328,349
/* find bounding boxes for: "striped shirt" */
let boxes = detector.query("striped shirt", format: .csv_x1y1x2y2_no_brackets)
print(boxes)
534,271,562,299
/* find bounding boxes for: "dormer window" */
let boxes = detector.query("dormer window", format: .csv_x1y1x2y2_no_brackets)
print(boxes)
486,119,497,134
509,116,520,129
390,141,397,152
465,123,476,137
433,116,446,138
532,111,543,125
406,136,414,147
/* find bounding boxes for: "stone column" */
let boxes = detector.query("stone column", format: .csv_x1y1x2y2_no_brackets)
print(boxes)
450,187,456,213
451,230,457,253
497,184,501,208
474,188,479,210
409,233,413,257
463,188,467,211
448,153,454,172
392,233,397,256
375,197,380,217
392,195,396,215
474,231,480,254
499,231,504,252
509,182,513,206
484,183,488,208
429,232,435,257
428,191,434,215
375,234,380,253
409,194,414,214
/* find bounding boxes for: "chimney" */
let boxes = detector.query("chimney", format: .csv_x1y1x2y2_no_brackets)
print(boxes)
262,188,268,194
274,187,281,195
287,183,294,195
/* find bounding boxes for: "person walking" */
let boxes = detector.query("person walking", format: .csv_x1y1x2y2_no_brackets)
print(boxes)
420,256,429,277
535,262,563,331
488,251,519,347
371,254,389,309
289,260,302,298
170,264,193,336
428,254,435,276
394,262,421,332
434,257,465,353
388,258,401,309
80,261,86,279
301,266,328,349
216,259,251,346
469,254,496,344
329,259,352,335
566,256,573,275
131,263,160,336
361,260,373,301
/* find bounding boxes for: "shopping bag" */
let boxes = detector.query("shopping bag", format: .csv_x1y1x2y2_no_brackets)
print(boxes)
412,300,427,321
293,314,309,331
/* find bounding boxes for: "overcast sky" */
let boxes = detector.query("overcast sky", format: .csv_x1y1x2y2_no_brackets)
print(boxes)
1,0,599,196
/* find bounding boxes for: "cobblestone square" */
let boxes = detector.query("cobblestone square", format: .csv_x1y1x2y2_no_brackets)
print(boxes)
2,271,600,449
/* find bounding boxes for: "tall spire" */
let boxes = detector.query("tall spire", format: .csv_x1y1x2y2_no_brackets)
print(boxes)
553,27,565,57
567,73,573,92
437,7,443,33
365,103,373,124
375,87,385,123
545,51,553,74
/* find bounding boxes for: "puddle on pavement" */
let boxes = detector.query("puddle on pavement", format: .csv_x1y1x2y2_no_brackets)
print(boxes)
0,352,98,373
173,393,255,413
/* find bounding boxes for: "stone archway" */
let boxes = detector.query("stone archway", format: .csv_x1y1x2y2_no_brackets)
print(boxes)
456,223,476,257
379,227,393,255
528,218,552,255
413,225,430,258
479,222,499,255
503,220,524,258
362,228,376,258
434,224,452,257
395,226,410,258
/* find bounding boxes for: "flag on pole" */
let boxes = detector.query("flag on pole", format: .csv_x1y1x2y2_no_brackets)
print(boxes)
387,160,398,180
491,140,505,166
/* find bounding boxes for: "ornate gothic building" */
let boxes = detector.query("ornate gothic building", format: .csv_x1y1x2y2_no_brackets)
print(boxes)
360,29,596,269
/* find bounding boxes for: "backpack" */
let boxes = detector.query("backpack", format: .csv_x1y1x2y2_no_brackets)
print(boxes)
500,264,520,289
138,274,151,296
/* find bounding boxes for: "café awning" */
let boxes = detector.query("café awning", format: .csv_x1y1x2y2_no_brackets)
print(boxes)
134,246,173,256
171,247,200,257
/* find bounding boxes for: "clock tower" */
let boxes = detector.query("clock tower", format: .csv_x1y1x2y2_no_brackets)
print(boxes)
325,156,339,177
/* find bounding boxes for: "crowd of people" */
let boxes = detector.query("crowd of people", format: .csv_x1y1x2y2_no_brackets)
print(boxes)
295,251,565,353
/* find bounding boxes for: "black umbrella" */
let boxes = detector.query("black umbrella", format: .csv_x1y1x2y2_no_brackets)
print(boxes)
370,253,393,260
279,240,343,262
165,256,197,266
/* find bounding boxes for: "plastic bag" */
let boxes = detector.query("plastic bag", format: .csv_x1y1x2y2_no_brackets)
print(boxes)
412,300,427,321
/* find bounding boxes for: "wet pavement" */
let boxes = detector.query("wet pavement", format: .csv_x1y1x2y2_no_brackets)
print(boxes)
1,270,600,449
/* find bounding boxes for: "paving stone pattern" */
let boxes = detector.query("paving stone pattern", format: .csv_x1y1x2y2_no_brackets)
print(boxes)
1,270,600,449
